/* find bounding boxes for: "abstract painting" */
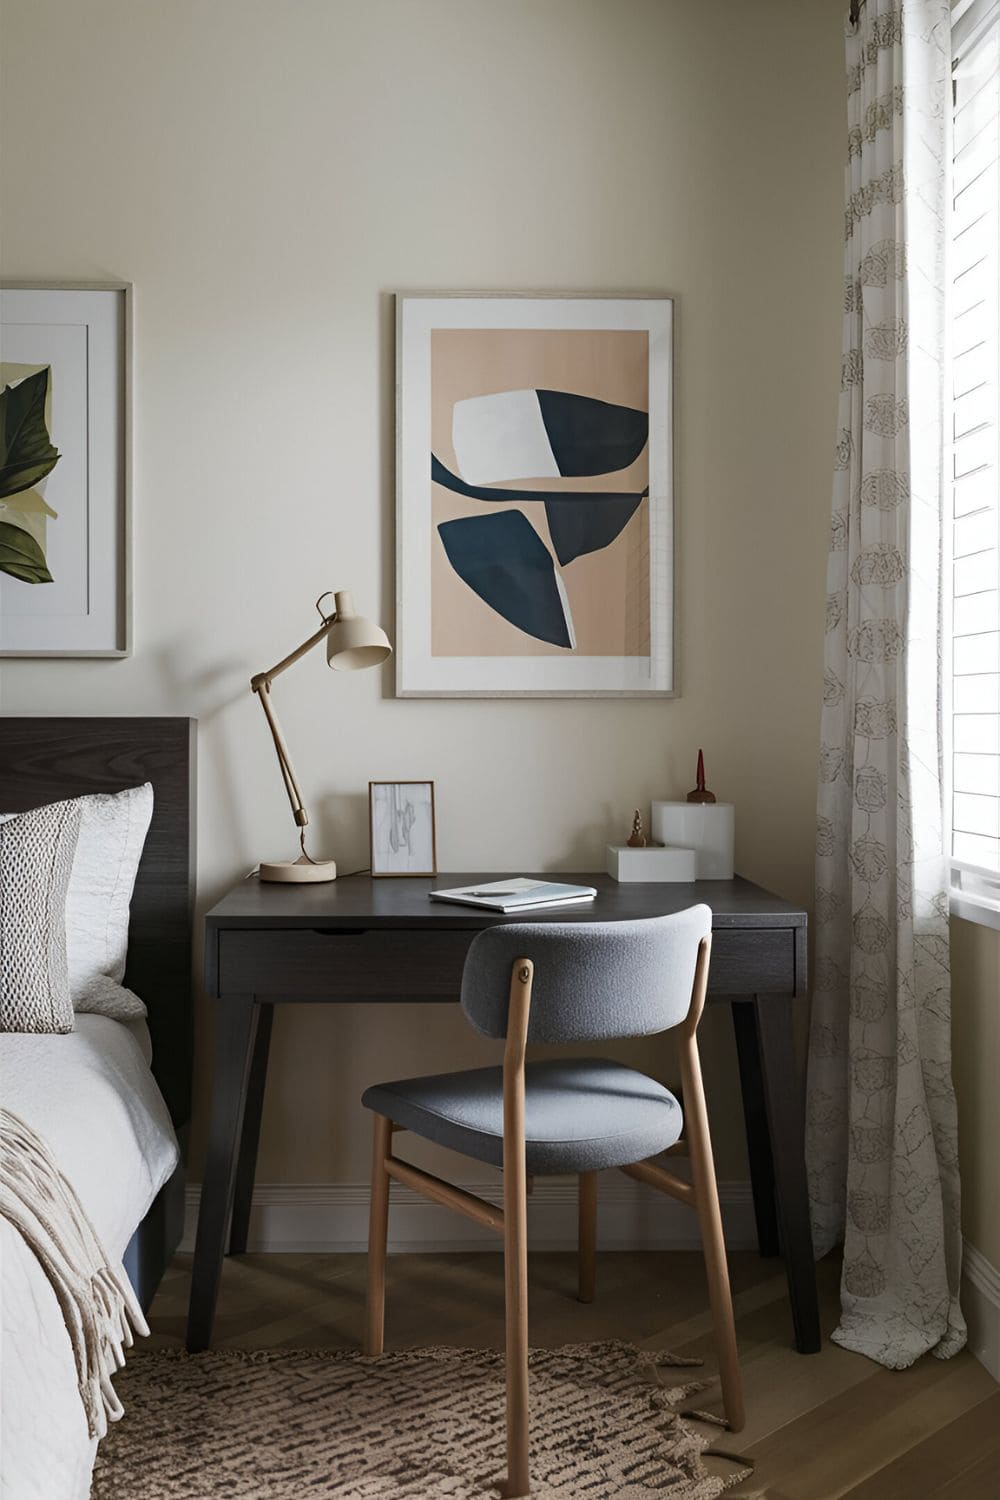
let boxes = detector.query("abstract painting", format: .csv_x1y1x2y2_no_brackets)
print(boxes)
369,781,437,877
0,284,130,657
396,295,673,696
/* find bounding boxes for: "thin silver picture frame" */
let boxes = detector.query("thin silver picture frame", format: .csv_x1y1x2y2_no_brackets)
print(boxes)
369,780,438,878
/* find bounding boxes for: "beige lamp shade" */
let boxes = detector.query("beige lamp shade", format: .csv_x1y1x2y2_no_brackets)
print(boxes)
326,590,392,671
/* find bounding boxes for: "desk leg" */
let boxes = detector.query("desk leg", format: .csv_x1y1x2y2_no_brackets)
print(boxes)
731,1000,780,1257
187,996,260,1352
754,993,822,1354
228,1002,273,1256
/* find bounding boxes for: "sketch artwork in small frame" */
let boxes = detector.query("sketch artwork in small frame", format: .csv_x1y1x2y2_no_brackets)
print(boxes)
369,781,437,878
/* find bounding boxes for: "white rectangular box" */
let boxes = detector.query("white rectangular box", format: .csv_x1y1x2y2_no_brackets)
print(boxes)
651,802,735,879
606,844,698,883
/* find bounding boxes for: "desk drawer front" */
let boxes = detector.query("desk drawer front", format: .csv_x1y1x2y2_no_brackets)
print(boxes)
218,929,472,999
217,924,797,1000
708,928,796,996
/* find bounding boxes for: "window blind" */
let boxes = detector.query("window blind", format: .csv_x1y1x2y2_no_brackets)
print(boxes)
952,0,1000,874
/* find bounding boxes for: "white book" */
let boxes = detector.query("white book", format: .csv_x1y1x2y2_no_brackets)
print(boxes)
429,877,597,914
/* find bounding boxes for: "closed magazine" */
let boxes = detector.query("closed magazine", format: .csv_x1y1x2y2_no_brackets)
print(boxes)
429,878,597,913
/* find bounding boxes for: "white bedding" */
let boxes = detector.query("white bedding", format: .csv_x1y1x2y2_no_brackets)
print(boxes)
0,1013,179,1500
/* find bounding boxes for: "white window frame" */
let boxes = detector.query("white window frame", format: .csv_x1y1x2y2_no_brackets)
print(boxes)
949,0,1000,928
952,860,1000,926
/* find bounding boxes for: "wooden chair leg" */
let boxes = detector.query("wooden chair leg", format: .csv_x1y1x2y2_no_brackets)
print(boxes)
503,1142,530,1496
365,1112,392,1356
681,1035,745,1433
502,962,532,1499
578,1171,597,1304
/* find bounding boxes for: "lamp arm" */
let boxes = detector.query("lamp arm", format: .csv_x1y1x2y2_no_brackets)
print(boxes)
250,614,332,692
253,680,310,834
250,610,336,855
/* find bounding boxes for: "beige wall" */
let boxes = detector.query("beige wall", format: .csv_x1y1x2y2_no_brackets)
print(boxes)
952,919,1000,1267
0,0,846,1185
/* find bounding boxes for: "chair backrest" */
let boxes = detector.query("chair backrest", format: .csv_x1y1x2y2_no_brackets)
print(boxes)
460,905,712,1043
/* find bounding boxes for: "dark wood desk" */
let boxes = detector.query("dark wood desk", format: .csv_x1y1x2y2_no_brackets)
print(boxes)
187,873,819,1354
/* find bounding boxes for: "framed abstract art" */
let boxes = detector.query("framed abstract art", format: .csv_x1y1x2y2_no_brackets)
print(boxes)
395,293,674,697
0,282,131,657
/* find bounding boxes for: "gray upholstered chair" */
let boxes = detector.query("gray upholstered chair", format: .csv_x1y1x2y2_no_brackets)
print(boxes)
361,906,743,1497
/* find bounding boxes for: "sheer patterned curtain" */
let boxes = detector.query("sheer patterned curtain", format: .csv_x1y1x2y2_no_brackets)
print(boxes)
805,0,966,1368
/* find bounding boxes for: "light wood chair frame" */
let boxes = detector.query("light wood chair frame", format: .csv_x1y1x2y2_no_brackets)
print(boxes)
364,935,744,1499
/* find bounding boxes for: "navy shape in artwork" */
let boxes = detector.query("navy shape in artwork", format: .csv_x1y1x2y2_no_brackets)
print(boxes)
432,453,645,511
437,510,573,649
544,491,647,566
534,390,647,477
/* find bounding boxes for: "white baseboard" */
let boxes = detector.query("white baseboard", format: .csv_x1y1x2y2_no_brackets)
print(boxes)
963,1240,1000,1382
180,1175,757,1255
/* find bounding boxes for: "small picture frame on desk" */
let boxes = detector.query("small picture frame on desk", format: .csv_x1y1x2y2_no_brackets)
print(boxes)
369,780,437,877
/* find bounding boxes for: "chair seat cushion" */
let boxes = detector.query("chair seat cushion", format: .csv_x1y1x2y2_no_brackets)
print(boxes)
361,1058,683,1174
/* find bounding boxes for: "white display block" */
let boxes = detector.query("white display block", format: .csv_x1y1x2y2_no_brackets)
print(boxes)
650,802,735,879
606,844,698,883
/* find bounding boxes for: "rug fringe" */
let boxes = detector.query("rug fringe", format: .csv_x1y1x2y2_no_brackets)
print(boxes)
680,1405,731,1428
647,1350,705,1369
702,1448,757,1491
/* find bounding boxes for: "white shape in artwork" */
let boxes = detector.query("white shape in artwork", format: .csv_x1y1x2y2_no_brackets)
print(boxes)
451,390,559,485
553,569,577,650
372,783,434,873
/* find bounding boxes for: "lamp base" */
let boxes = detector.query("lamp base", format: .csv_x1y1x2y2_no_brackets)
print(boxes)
259,856,337,883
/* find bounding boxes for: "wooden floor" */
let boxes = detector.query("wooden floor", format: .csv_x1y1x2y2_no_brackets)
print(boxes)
148,1250,999,1498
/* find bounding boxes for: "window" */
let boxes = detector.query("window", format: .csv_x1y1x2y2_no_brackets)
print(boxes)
951,0,1000,923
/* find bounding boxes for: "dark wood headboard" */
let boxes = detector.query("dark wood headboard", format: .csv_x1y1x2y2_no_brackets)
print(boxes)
0,717,196,1130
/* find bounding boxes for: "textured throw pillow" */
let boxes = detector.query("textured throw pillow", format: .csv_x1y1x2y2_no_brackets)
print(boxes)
65,783,154,1003
0,799,83,1033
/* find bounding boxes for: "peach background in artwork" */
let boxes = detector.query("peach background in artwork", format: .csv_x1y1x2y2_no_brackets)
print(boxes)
430,327,650,657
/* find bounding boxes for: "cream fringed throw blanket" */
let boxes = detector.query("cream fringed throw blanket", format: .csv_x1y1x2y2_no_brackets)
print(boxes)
0,1107,149,1438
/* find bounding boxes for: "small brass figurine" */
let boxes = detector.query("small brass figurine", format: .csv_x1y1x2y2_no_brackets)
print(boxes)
627,809,647,847
687,749,717,804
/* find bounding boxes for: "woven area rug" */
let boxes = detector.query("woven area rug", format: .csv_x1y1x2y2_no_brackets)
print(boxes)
91,1341,751,1498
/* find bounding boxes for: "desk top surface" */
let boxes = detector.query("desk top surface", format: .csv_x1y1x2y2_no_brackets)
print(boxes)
207,872,807,931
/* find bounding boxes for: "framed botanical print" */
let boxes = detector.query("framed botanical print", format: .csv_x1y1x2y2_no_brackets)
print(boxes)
0,282,131,657
396,293,674,697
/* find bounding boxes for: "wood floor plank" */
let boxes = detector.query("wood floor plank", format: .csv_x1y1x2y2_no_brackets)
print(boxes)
841,1389,1000,1499
738,1352,997,1498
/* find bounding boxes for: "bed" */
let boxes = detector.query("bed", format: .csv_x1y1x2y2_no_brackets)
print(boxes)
0,716,195,1500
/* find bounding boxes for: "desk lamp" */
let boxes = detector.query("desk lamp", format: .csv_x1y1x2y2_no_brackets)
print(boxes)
250,589,392,882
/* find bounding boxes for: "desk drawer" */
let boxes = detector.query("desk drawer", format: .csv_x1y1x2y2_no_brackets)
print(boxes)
216,924,798,1001
217,929,472,999
707,927,796,996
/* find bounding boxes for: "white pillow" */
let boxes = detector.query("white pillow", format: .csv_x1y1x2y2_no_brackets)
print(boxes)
65,783,154,1003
